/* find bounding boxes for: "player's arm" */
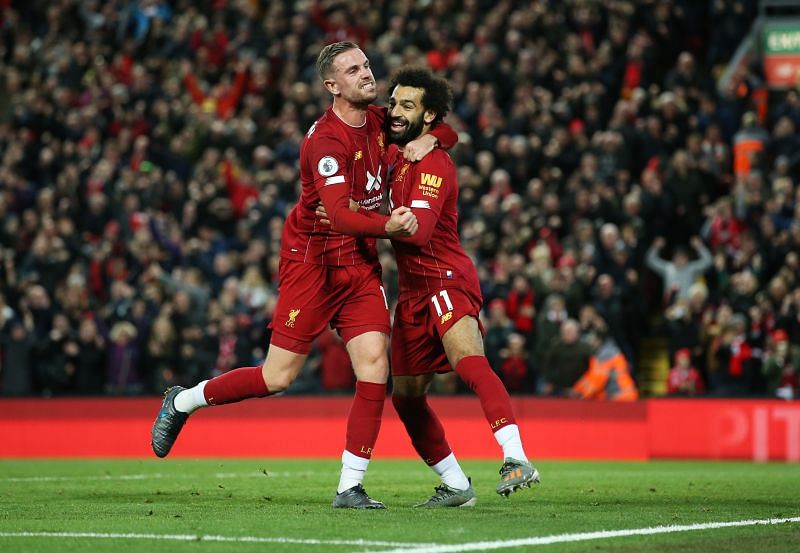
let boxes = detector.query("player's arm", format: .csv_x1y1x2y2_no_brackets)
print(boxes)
309,136,390,237
391,155,451,247
429,123,458,149
317,184,388,237
316,198,418,237
318,183,419,237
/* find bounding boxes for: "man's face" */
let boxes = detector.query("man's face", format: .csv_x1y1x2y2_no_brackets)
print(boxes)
560,322,578,344
326,48,376,106
388,85,429,145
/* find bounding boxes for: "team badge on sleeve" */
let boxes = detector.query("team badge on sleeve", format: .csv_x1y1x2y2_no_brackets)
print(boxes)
318,156,339,177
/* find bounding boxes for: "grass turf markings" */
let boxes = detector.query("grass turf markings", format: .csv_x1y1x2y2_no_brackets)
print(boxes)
364,517,800,553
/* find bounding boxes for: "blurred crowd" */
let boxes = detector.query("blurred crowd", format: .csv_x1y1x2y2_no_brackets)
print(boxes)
0,0,798,399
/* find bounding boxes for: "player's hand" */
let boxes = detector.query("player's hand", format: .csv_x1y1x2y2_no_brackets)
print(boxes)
402,134,437,162
315,200,358,225
316,204,331,225
652,237,666,250
385,206,418,236
315,203,331,225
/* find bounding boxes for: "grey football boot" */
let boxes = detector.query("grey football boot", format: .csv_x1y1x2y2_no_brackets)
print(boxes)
496,458,540,497
332,484,387,509
414,480,477,508
151,387,189,458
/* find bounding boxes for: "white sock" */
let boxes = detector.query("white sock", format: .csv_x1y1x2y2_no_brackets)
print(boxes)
173,381,208,414
493,424,527,462
430,453,470,490
337,450,369,493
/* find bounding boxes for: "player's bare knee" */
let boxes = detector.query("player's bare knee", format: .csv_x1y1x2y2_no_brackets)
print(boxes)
353,356,389,383
347,331,389,382
261,364,297,393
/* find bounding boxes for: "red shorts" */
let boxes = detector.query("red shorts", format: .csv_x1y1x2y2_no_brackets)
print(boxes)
269,259,390,354
391,288,483,377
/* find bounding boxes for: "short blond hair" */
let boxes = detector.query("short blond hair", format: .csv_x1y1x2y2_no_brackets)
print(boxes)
316,41,359,80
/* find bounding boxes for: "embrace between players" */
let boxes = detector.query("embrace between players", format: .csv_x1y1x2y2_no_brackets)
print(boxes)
151,42,539,508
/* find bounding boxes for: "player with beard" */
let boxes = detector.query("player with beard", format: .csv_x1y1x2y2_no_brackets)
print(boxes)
318,67,539,506
387,68,539,506
151,43,457,509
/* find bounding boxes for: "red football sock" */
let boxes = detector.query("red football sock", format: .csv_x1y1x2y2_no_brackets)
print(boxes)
392,394,452,466
455,355,516,432
203,366,271,406
345,381,386,459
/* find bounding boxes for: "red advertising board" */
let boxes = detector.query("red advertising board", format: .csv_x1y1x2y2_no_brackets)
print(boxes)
1,397,797,461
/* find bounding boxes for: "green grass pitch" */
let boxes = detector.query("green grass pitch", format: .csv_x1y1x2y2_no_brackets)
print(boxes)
0,459,798,552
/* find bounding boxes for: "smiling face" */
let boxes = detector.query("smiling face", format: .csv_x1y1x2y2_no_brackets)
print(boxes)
387,85,435,145
324,48,376,107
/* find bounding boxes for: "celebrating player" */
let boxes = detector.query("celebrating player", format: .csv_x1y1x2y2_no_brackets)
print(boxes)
318,68,539,506
151,42,456,509
387,68,538,506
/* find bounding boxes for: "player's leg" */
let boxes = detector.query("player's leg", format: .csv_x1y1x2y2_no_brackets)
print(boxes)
328,330,388,508
441,313,540,496
151,344,306,458
151,258,323,458
392,373,475,507
175,342,306,412
330,266,392,509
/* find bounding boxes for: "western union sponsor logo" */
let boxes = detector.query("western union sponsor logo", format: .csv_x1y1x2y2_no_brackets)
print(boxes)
420,173,442,188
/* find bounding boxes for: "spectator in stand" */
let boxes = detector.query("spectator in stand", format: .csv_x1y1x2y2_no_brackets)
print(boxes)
702,197,743,255
0,314,35,396
646,236,712,304
498,333,531,393
506,275,536,334
33,313,76,395
591,274,635,365
540,319,592,396
0,0,791,399
666,348,705,396
73,316,107,395
209,313,251,378
483,298,515,375
106,320,142,395
732,112,769,183
571,326,638,401
762,329,800,400
142,312,178,392
533,294,568,373
665,149,709,242
711,313,756,396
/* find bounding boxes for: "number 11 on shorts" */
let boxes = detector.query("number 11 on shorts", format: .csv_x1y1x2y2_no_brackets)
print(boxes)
430,290,454,316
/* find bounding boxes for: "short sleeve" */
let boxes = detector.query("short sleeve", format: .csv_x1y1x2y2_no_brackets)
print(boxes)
306,133,350,191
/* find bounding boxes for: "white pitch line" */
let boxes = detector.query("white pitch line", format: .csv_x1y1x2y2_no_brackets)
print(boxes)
1,471,314,483
365,516,800,553
0,531,435,549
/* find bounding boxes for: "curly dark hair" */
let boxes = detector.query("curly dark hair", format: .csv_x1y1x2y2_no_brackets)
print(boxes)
389,67,453,125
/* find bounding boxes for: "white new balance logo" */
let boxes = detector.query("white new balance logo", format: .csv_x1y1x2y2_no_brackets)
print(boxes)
366,165,382,192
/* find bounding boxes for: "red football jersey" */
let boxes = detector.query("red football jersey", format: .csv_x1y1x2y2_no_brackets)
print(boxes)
389,146,482,303
281,104,389,266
